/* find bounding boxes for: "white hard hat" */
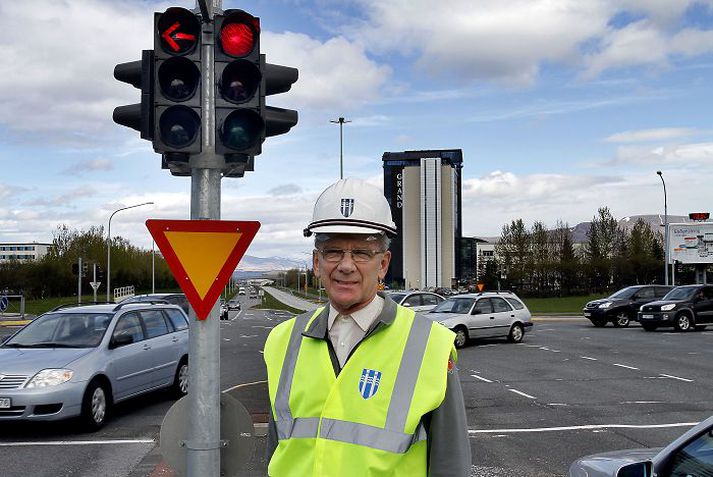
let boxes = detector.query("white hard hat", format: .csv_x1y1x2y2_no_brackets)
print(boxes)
304,178,397,237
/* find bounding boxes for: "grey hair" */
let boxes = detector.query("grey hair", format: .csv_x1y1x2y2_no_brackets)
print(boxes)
314,233,391,251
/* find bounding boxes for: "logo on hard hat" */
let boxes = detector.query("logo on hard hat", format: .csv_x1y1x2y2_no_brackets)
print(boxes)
358,368,381,399
340,198,355,218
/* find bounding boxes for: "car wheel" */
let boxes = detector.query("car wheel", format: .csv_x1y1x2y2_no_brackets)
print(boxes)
591,318,607,328
642,324,657,332
674,313,692,332
453,326,468,349
507,323,524,343
81,380,110,431
611,311,630,328
172,358,189,397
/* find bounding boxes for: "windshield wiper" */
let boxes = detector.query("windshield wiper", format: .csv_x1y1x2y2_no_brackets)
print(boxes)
5,342,76,348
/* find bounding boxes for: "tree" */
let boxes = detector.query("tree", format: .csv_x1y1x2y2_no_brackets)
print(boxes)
496,219,530,293
582,207,622,292
551,220,579,295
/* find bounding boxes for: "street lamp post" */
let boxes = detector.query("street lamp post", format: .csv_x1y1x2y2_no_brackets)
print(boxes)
657,171,669,285
330,116,351,179
106,202,154,302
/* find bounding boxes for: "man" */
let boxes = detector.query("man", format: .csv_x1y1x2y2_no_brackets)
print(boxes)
263,178,471,476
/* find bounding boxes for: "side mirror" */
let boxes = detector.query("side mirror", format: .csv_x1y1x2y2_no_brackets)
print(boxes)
616,461,652,477
109,333,133,349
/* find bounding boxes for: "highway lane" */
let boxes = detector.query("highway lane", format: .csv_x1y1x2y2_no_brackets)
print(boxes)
1,308,712,476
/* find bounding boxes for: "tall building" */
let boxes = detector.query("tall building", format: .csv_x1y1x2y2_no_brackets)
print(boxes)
0,242,52,262
382,149,463,289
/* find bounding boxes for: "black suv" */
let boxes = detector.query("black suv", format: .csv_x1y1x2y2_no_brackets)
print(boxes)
583,285,672,327
638,284,713,332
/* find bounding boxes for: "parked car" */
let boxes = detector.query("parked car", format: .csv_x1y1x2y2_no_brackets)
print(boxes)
568,414,713,477
385,290,445,313
122,292,190,315
637,284,713,332
426,291,533,348
582,285,672,328
0,302,189,430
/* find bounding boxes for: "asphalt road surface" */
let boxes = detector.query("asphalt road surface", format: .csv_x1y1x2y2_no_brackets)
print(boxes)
2,305,712,476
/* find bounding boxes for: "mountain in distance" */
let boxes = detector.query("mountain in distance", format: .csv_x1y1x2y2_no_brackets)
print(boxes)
233,254,310,279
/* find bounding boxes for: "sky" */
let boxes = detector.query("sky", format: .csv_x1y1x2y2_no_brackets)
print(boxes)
1,0,713,266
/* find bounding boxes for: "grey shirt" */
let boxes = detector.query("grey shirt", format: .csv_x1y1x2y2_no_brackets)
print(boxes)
265,293,471,476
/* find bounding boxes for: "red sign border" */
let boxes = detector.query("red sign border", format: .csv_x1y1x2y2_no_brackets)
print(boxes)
146,219,260,320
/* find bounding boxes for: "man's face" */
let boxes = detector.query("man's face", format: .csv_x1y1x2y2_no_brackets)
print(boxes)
313,234,391,315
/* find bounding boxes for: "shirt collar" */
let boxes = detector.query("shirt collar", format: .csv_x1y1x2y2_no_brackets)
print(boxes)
327,295,384,333
304,292,397,339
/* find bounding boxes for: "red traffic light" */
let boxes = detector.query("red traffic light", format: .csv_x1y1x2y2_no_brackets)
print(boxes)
157,7,200,55
689,212,710,221
219,10,260,57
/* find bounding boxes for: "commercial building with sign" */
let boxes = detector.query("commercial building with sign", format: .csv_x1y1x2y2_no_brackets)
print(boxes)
382,149,463,289
669,222,713,264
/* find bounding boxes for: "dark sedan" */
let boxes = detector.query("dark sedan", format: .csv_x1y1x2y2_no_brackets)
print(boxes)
582,285,672,327
638,284,713,331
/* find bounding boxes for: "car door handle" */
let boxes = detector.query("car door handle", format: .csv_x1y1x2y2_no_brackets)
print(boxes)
143,344,152,350
490,316,495,319
172,337,179,343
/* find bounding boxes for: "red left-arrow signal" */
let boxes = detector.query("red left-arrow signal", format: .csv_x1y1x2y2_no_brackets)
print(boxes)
162,22,197,52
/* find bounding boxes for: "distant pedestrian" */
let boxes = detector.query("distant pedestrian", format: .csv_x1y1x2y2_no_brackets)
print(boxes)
263,178,471,476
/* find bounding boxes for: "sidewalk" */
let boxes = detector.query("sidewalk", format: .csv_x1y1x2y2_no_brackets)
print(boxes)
0,313,33,327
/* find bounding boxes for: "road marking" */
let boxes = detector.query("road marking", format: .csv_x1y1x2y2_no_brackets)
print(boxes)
508,389,536,399
620,401,663,404
660,373,694,382
580,356,597,361
0,439,155,447
222,379,267,393
239,334,258,338
468,421,698,435
613,363,639,370
470,374,493,383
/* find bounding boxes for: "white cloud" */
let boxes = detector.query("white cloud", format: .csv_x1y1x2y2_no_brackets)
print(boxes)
605,128,699,143
611,142,713,166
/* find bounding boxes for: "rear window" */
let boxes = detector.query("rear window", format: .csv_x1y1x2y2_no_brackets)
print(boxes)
505,297,525,310
165,308,189,331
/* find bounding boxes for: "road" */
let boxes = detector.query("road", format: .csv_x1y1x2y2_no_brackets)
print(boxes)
1,303,712,476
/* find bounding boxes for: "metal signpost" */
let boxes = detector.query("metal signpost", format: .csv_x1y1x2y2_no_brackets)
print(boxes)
113,1,298,475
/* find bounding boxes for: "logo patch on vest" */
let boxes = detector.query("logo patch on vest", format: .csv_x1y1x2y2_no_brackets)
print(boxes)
340,198,355,217
358,368,381,399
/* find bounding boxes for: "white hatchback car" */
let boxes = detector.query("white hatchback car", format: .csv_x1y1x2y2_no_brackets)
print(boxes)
426,291,533,348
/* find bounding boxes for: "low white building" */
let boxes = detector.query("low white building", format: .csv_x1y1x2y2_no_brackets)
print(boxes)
0,242,52,262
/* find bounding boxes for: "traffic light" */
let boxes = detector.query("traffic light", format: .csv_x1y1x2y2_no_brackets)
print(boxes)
263,62,298,139
113,50,154,140
72,263,79,276
96,266,104,281
154,7,202,157
214,9,264,157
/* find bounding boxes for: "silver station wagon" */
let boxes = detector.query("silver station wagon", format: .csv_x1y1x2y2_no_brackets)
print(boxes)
0,302,189,430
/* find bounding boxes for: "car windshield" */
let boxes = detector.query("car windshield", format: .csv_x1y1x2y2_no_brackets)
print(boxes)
431,298,475,314
663,287,698,301
608,287,637,300
3,312,112,348
388,293,406,303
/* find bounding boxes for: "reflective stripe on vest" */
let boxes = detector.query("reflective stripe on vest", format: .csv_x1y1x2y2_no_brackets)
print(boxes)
273,306,432,453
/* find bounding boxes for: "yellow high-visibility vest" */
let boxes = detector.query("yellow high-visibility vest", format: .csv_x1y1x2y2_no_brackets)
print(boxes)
264,304,456,476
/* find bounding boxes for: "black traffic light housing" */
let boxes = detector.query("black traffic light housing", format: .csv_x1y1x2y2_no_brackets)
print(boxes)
113,50,154,140
154,7,202,156
214,9,264,158
263,61,298,138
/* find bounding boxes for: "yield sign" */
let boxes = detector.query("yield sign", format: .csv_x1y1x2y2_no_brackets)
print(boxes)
146,220,260,320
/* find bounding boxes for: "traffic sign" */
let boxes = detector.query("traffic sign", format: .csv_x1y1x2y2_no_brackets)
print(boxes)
90,281,101,292
477,282,484,292
0,295,7,312
146,220,260,319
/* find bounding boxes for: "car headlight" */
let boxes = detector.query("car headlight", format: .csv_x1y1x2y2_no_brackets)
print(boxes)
598,302,612,309
660,304,676,311
26,369,74,388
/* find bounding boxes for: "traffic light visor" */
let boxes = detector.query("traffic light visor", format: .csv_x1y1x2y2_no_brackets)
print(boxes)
159,106,200,148
220,60,261,103
157,7,200,56
158,57,200,101
221,110,264,150
220,11,259,57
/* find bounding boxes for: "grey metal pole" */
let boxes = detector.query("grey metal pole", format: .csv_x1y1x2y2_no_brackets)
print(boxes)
186,2,221,475
657,171,669,285
152,240,155,294
330,117,351,179
77,257,82,305
93,263,98,303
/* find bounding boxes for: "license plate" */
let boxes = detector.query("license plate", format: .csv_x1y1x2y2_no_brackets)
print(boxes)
583,311,591,317
0,397,10,409
641,314,654,320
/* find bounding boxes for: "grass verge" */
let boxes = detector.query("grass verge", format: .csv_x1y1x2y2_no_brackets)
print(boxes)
253,290,304,314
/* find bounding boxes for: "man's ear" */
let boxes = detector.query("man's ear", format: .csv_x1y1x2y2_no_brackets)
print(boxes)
312,250,321,279
378,250,392,280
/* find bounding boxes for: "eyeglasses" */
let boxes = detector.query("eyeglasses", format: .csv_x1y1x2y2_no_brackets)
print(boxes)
317,248,385,263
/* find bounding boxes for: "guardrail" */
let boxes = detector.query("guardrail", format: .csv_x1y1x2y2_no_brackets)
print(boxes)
0,294,25,317
113,285,135,303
